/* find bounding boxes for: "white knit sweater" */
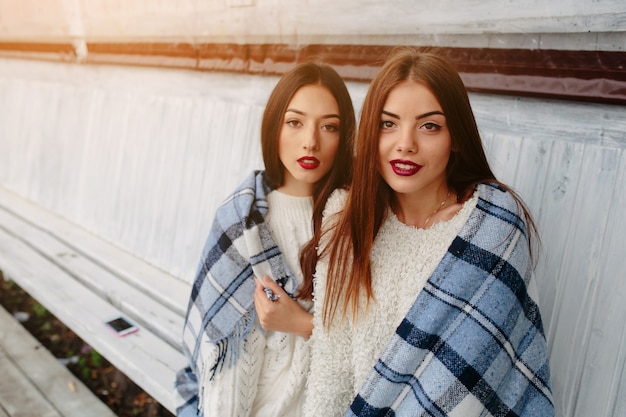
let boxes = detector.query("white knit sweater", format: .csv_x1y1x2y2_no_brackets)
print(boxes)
303,190,477,417
200,190,313,417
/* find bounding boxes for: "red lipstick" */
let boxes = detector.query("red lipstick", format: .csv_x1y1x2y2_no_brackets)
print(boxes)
298,156,320,170
390,159,421,176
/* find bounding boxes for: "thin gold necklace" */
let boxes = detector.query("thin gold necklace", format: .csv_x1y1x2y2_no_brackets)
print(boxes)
422,191,451,228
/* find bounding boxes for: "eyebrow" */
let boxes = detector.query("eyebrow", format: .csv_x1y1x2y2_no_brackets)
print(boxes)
286,108,341,119
382,110,445,119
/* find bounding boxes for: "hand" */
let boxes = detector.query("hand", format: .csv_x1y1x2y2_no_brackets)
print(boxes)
253,275,313,339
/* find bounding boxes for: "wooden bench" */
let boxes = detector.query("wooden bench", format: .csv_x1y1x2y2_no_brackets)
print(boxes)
0,303,117,417
0,185,190,414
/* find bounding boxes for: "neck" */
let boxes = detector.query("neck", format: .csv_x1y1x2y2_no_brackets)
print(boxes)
392,188,452,228
277,180,314,197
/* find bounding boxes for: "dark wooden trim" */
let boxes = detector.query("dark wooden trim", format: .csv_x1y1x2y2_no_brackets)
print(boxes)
0,42,76,62
1,42,624,104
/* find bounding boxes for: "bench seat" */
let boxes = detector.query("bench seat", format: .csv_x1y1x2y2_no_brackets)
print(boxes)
0,186,190,414
0,303,118,417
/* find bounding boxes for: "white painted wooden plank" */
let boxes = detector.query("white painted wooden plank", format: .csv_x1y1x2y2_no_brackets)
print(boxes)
532,140,586,339
0,186,189,317
546,145,621,417
45,86,95,222
0,305,116,417
0,205,184,350
142,97,195,276
569,150,626,417
0,346,61,417
613,347,626,417
19,81,64,209
483,132,521,186
506,136,553,213
0,228,187,413
168,98,228,281
471,94,626,148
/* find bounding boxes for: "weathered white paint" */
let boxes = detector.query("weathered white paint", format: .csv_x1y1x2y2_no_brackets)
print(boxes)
0,0,624,50
0,56,625,417
473,94,626,417
0,304,117,416
0,194,188,411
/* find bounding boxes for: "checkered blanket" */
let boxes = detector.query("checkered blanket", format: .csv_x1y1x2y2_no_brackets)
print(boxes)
347,183,554,417
176,170,296,414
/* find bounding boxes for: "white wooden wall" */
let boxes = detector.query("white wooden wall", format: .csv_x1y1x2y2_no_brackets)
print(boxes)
0,57,624,417
0,58,274,280
476,96,626,417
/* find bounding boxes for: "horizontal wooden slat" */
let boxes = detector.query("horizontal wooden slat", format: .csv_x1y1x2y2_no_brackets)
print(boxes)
0,206,184,350
0,186,190,318
0,42,623,104
0,343,64,417
0,304,117,417
0,223,186,413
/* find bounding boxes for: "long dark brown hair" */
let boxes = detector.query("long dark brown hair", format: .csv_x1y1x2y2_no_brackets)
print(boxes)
260,61,356,301
322,47,537,324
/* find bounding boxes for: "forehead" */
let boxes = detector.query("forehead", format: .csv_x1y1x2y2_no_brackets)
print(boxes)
383,81,442,114
287,84,339,113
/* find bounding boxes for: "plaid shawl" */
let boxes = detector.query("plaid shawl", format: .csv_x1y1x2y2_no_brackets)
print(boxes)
176,170,297,415
347,183,553,417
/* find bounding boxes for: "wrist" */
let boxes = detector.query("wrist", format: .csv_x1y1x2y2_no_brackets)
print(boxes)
296,312,314,339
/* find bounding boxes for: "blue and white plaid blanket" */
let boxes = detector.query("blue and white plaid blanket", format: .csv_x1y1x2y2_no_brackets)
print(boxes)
347,183,553,417
175,170,297,415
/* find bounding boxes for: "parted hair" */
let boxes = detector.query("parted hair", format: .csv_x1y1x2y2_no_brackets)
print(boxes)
260,61,356,301
320,48,537,324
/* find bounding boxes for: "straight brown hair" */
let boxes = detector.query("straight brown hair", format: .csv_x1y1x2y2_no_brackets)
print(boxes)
260,61,356,301
321,48,537,324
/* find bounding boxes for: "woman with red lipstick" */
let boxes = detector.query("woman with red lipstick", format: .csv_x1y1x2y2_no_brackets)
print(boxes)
175,62,355,417
303,49,554,417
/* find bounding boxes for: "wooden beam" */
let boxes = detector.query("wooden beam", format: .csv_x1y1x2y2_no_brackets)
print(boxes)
1,42,623,104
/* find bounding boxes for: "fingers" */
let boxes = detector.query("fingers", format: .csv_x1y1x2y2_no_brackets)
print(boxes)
254,276,280,310
257,275,284,302
260,275,281,292
252,276,313,338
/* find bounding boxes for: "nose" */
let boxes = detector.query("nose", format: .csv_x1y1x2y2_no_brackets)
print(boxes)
302,124,320,151
396,126,416,154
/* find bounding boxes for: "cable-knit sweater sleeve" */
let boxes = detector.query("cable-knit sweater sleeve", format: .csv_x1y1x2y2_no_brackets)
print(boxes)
303,189,355,417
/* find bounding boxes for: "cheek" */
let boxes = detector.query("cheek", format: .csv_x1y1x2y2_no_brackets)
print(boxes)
277,132,293,166
328,141,340,159
378,137,393,164
426,135,452,163
321,136,340,159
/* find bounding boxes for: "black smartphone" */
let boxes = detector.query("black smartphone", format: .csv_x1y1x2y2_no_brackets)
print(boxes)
103,315,139,337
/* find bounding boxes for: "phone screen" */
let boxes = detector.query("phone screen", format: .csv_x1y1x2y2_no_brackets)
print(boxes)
104,316,138,336
106,317,134,332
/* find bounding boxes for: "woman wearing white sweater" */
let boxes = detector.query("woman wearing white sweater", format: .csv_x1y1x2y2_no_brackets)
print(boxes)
303,49,554,417
175,61,355,417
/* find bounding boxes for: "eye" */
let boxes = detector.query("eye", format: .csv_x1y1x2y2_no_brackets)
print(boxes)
321,123,339,132
379,120,396,130
421,122,442,131
286,119,302,128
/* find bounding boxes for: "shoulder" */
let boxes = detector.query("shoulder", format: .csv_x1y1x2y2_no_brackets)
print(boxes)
226,170,269,205
476,182,523,218
323,188,348,220
475,182,530,238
